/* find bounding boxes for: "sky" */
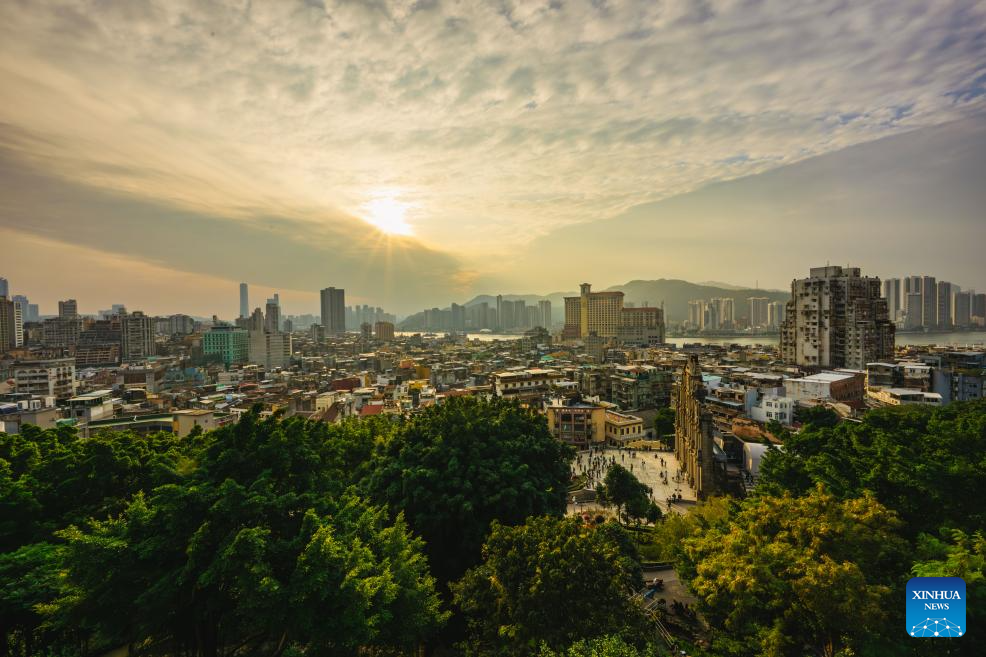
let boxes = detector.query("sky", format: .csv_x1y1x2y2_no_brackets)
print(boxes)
1,0,984,317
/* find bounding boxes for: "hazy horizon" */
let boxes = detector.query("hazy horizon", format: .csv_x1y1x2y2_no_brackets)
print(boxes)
2,0,985,316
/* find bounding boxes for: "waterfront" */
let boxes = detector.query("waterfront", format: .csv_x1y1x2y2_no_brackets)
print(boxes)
399,330,986,348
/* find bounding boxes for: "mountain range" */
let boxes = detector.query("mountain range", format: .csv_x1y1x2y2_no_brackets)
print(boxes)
399,278,790,327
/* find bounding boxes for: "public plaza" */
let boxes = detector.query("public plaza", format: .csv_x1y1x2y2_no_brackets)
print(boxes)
568,445,698,516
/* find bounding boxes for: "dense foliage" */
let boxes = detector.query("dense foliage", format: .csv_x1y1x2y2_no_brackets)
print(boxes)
3,398,983,657
366,396,573,586
664,400,986,657
759,401,986,537
0,399,586,657
452,516,643,656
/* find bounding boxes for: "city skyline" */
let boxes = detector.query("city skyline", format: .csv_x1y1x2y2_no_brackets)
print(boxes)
1,1,985,314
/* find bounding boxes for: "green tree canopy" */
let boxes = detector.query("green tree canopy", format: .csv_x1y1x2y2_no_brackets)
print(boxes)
365,396,573,586
602,464,651,525
537,635,661,657
44,410,445,657
684,486,907,657
653,408,675,437
452,516,643,657
758,400,986,538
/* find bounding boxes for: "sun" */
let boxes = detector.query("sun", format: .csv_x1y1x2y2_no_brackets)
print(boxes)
361,196,414,236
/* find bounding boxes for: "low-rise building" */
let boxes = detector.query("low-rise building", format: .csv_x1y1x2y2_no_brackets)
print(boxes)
12,357,77,399
785,371,864,403
493,368,567,402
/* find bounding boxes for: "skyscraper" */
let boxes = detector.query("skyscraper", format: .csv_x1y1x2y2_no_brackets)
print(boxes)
936,281,956,329
265,298,281,333
921,276,937,329
239,283,249,318
120,311,154,362
0,277,8,298
538,300,552,328
882,277,902,324
767,301,785,329
748,297,769,329
320,287,345,334
780,265,894,369
953,291,972,328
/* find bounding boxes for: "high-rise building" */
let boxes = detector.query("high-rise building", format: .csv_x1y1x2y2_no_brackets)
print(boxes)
248,330,292,370
936,281,956,329
617,306,665,346
320,287,346,334
953,291,973,328
767,301,785,329
0,296,24,351
780,265,894,369
904,276,923,326
42,316,82,347
75,317,122,367
59,299,78,319
904,293,923,329
538,300,552,328
973,293,986,325
375,321,395,340
882,278,902,324
239,283,249,318
687,300,705,330
11,295,38,324
203,324,249,366
265,298,281,333
450,303,466,331
120,311,155,362
0,278,8,298
561,283,623,338
921,276,937,329
748,297,769,329
716,298,735,328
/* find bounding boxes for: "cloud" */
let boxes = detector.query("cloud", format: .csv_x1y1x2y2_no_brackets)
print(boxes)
515,116,986,295
0,125,477,314
0,0,984,305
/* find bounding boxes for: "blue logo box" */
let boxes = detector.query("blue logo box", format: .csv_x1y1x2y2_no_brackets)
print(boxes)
906,577,965,638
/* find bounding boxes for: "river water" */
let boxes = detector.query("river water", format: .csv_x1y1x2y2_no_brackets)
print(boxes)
398,331,986,348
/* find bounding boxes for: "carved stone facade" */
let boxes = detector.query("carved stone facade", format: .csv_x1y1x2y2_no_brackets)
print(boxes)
674,354,716,499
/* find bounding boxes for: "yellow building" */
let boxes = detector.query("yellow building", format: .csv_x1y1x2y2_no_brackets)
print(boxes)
546,400,645,448
563,283,625,339
546,401,606,447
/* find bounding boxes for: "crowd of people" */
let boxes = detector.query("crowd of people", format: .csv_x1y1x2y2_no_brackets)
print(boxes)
571,444,689,512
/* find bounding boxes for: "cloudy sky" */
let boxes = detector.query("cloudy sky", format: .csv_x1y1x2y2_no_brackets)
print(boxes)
1,0,984,317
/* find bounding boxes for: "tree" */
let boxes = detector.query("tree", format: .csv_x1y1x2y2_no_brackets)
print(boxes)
365,397,573,586
47,410,446,657
911,530,986,656
452,516,643,656
537,635,661,657
602,464,650,525
653,408,675,438
684,486,907,657
759,400,986,538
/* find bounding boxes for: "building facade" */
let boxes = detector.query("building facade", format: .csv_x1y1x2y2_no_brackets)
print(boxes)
674,354,716,499
779,265,894,369
12,357,77,399
203,325,249,366
320,287,346,334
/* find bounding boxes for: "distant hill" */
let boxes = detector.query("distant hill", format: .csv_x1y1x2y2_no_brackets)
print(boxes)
602,279,790,321
398,279,791,328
